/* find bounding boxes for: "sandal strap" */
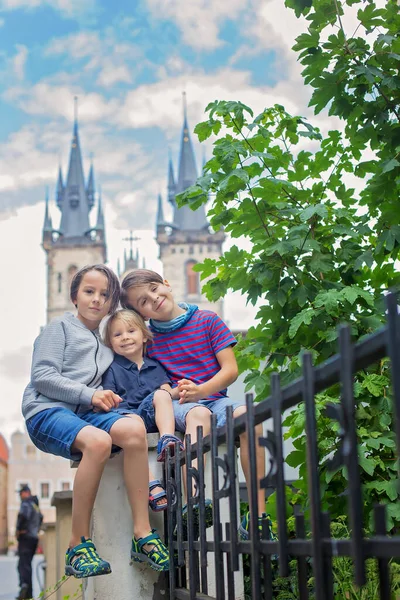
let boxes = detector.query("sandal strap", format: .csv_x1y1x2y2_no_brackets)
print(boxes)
137,530,161,549
149,490,166,502
149,479,162,492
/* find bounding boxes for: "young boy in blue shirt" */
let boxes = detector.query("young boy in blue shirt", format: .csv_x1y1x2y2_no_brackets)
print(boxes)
120,269,268,540
102,309,184,511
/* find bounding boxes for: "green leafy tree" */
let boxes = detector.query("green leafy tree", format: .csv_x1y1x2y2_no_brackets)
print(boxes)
177,0,400,538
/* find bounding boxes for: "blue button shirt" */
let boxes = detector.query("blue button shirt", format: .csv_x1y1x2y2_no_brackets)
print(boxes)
101,354,171,410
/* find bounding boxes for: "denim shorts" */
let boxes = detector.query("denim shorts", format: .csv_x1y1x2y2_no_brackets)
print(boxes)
114,391,157,433
173,397,245,432
26,407,126,462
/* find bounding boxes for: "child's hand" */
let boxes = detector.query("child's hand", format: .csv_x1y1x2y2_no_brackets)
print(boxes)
92,389,122,412
177,379,204,403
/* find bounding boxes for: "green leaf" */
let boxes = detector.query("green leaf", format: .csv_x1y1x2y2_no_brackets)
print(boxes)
299,204,328,222
288,308,317,339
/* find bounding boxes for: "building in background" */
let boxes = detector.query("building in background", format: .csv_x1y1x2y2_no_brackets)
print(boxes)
156,93,224,316
42,101,106,323
7,431,73,541
0,433,8,553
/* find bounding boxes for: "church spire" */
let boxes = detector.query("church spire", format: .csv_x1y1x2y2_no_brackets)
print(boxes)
172,93,208,231
167,151,176,205
59,98,92,238
156,193,165,229
43,187,53,232
56,166,64,209
96,187,104,231
87,157,95,210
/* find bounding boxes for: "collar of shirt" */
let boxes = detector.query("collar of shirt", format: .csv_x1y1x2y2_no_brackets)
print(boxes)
113,354,159,372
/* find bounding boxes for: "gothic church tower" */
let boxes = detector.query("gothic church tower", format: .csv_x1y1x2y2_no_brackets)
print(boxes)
42,108,106,323
156,95,224,317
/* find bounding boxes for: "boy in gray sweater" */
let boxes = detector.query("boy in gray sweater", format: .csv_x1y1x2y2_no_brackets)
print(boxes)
23,264,169,577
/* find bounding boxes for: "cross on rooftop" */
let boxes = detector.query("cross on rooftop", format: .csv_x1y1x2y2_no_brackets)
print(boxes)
123,230,140,258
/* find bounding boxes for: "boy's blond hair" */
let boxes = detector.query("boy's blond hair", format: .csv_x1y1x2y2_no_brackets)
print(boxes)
103,309,153,352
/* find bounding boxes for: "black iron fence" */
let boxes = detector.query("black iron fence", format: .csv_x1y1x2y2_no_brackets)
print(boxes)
164,293,400,600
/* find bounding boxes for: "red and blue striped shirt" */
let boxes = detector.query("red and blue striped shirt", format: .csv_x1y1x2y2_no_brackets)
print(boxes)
147,308,236,401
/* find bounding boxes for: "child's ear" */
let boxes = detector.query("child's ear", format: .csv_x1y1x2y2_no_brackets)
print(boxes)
163,279,172,290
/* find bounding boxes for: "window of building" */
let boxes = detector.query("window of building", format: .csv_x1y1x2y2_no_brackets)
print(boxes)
26,445,36,459
57,273,62,294
186,260,199,295
61,482,71,491
40,482,50,500
180,248,184,253
207,245,213,253
189,246,194,255
171,248,176,254
199,246,203,254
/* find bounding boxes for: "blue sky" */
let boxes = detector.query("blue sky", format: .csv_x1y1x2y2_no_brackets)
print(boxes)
0,0,313,439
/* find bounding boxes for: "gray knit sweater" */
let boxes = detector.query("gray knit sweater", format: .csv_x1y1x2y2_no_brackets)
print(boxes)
22,312,114,421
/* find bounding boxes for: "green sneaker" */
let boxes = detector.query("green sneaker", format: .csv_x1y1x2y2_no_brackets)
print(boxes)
65,537,111,578
238,512,277,541
131,529,169,572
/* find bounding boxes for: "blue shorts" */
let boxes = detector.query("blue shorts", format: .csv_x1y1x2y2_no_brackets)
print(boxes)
26,407,126,462
173,397,245,432
114,391,157,433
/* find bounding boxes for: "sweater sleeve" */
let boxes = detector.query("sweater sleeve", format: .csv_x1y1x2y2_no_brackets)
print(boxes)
30,320,95,407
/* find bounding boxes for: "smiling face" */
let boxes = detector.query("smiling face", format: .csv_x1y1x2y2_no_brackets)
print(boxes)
73,270,111,330
125,280,184,321
109,316,147,363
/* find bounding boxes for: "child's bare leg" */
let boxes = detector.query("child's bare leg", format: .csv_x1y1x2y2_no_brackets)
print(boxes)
69,426,112,548
235,405,265,516
183,406,211,501
109,415,152,540
153,389,175,436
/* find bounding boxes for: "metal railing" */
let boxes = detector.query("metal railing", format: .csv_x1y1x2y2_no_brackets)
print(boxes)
164,292,400,600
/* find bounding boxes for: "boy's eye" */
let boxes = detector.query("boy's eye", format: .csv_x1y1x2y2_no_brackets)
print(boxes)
102,292,109,298
129,329,135,333
113,332,121,337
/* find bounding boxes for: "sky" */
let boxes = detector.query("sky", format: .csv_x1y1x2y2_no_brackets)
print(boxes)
0,0,334,442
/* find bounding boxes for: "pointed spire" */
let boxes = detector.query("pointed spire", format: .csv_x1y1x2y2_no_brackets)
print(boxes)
117,258,121,278
87,157,95,210
171,93,208,231
59,99,92,237
56,166,64,209
167,151,176,205
157,193,165,228
177,92,198,194
96,188,104,231
43,187,53,232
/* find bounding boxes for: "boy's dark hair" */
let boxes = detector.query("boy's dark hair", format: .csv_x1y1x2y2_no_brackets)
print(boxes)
70,264,120,314
121,269,164,309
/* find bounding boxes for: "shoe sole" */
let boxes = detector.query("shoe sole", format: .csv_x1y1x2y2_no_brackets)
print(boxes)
65,564,112,578
130,552,169,572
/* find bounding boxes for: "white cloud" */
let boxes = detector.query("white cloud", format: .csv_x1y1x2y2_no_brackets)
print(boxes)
146,0,249,50
12,44,28,80
5,81,120,121
0,0,96,18
45,30,145,88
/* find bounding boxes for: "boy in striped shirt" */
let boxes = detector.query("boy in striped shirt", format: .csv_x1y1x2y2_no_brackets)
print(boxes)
121,269,267,540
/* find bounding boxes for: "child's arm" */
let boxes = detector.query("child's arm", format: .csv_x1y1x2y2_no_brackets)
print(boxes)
178,346,238,404
31,319,120,409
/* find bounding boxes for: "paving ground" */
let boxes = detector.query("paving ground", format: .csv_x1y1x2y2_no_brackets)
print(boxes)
0,554,43,600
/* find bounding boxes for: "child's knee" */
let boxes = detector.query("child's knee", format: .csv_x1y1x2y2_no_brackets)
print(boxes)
186,406,211,427
81,429,112,460
233,405,246,419
153,389,172,406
